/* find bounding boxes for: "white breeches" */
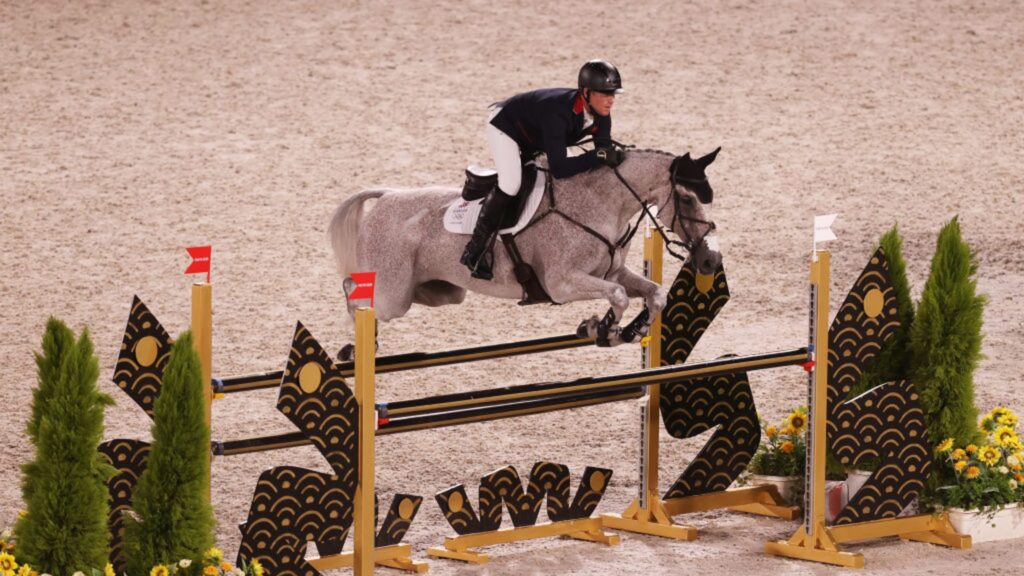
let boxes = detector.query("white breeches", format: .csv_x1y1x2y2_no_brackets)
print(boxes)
486,107,523,196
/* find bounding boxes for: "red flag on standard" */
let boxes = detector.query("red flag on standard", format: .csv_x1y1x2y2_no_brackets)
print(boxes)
185,245,212,283
348,272,376,307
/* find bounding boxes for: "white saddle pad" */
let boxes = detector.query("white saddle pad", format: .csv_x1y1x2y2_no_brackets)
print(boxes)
443,171,547,236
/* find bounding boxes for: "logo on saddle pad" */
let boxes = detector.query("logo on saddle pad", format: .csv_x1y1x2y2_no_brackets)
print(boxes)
443,171,547,236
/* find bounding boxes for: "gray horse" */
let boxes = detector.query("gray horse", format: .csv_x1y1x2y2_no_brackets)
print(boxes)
329,147,722,354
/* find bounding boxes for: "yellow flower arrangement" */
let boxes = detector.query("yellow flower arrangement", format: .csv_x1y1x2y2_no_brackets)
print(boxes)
203,566,218,576
150,565,170,576
104,564,116,576
221,562,234,572
1016,473,1024,483
748,406,807,479
965,466,981,479
966,444,978,454
979,445,1002,466
999,412,1020,427
0,552,18,572
954,460,967,473
16,564,35,576
785,410,807,434
250,559,264,576
205,547,225,564
951,448,967,460
936,438,954,452
994,426,1020,449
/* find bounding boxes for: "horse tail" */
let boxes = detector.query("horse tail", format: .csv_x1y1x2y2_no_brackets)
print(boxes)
328,189,386,281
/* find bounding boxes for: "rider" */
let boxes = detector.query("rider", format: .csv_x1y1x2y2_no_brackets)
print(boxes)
460,60,627,280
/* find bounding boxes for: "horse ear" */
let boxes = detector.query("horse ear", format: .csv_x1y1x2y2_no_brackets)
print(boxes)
697,147,721,168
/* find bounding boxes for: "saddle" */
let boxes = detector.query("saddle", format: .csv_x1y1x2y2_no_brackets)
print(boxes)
452,164,552,305
460,164,538,228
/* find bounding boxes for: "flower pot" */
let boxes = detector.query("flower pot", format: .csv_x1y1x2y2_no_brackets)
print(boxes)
845,469,873,499
748,474,801,504
947,504,1024,543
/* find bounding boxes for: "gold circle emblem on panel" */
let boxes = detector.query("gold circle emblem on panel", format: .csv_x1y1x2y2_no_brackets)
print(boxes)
863,288,884,318
590,471,607,492
448,491,464,513
135,336,160,367
299,362,323,394
399,497,416,520
695,273,714,294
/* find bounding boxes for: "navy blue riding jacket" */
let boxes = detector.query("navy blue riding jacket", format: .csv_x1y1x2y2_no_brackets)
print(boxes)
489,88,612,179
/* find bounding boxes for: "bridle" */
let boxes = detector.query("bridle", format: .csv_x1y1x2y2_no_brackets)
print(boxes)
610,157,717,263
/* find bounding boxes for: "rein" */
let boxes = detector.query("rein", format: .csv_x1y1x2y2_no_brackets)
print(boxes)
514,147,716,277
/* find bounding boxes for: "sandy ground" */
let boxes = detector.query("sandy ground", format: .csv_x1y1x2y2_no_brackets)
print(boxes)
2,0,1023,574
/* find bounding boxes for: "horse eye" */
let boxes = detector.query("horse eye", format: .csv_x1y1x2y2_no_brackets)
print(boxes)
680,195,694,206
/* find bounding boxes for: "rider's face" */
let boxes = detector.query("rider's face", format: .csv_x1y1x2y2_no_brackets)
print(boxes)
587,90,616,117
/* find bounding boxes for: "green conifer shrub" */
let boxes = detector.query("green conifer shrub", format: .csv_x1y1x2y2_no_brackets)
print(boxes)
910,217,986,447
124,330,215,573
15,318,115,574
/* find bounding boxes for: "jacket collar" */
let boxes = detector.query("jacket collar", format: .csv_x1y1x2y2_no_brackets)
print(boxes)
572,91,586,114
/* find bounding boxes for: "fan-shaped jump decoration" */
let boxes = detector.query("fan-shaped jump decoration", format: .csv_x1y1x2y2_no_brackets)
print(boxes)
428,461,616,564
237,322,424,575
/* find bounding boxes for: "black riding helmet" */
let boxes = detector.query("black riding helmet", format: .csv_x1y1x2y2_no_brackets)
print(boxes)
578,60,624,95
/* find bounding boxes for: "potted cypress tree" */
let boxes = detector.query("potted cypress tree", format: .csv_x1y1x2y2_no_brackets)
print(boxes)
909,218,1006,537
14,319,116,575
123,331,216,573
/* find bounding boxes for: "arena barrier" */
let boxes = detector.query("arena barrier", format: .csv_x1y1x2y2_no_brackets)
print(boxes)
101,226,970,575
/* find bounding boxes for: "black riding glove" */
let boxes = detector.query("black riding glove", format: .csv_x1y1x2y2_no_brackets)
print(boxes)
596,147,625,168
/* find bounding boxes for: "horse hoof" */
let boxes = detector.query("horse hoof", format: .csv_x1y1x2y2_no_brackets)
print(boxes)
337,343,355,362
577,315,600,339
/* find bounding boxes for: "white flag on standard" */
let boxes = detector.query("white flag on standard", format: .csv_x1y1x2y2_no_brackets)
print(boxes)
814,213,838,243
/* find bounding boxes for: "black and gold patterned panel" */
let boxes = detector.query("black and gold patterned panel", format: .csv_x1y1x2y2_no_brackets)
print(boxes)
435,462,612,535
659,263,759,498
825,249,930,524
825,249,901,421
375,495,423,547
98,439,150,572
236,322,420,574
276,321,359,479
113,297,173,417
663,373,760,498
831,380,930,524
237,467,351,576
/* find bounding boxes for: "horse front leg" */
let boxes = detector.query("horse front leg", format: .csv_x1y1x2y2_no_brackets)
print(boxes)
607,267,668,344
555,275,631,347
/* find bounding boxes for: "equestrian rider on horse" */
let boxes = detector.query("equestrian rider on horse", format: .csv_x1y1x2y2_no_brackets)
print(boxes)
460,60,627,280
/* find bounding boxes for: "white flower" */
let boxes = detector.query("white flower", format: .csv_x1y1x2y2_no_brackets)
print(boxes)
229,569,245,576
0,529,11,539
1011,479,1019,489
73,572,86,576
1000,466,1010,474
1009,455,1020,466
179,559,192,568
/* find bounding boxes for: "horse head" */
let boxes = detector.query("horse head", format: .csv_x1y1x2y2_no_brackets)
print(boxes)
654,147,722,275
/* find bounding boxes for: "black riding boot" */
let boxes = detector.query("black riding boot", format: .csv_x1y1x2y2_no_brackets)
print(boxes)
460,187,514,280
